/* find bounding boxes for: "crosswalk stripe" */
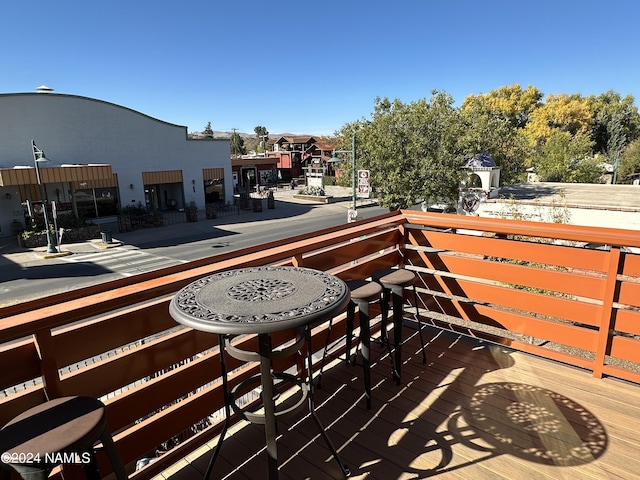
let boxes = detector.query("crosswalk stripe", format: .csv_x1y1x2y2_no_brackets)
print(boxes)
61,248,185,275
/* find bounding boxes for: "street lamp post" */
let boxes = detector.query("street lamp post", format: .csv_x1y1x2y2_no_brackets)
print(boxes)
32,140,58,254
330,134,357,221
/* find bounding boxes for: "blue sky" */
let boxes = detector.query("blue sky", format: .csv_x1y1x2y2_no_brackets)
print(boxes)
2,0,639,136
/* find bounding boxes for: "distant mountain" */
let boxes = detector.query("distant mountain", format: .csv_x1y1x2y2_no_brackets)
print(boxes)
191,130,322,139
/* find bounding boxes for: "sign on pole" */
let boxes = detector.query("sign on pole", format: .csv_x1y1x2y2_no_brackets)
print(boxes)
357,169,370,198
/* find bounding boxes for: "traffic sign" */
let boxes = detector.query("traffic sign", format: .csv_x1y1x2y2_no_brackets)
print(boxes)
357,170,370,198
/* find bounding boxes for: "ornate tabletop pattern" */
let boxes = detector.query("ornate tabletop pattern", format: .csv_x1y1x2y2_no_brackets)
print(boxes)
169,266,350,335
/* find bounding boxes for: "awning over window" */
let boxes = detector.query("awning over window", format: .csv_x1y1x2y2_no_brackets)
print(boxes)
202,167,224,180
232,157,279,167
142,170,183,184
0,164,114,186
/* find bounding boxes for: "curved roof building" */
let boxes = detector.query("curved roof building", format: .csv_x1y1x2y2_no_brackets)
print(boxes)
0,91,231,237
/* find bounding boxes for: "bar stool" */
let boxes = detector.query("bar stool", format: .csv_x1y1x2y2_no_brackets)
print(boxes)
0,396,128,480
372,268,427,384
319,279,383,409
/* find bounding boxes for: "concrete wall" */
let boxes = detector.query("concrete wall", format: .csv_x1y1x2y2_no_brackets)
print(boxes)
477,199,640,231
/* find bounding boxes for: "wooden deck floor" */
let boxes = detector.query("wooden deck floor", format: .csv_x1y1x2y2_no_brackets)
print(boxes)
151,325,640,480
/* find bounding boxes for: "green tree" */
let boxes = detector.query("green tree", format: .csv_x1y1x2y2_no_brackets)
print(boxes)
230,131,246,157
337,91,463,209
254,126,269,153
590,91,640,156
618,138,640,181
531,131,599,182
459,84,537,185
203,122,214,137
461,84,543,129
523,94,593,151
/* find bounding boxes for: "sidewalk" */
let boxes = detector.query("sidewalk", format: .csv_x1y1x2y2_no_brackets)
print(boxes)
0,185,378,266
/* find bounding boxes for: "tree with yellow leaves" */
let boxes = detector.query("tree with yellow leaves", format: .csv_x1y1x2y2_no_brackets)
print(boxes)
522,94,593,150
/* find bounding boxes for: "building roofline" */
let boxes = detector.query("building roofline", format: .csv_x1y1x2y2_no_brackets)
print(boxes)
0,92,188,130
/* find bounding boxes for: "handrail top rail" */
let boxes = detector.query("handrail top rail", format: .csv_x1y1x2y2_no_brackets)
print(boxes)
401,210,640,248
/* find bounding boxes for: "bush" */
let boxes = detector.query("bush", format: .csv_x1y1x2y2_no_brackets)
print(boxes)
56,213,94,229
121,203,150,215
23,212,94,234
297,185,325,196
323,176,336,186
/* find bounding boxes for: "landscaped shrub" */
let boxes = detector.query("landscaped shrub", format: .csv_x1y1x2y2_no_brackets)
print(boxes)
297,185,326,196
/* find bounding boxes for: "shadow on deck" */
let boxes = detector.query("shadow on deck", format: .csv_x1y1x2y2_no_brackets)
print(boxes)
151,324,638,480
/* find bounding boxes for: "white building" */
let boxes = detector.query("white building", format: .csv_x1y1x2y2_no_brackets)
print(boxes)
0,90,231,237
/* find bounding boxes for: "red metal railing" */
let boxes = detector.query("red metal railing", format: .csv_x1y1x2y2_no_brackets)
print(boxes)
401,211,640,383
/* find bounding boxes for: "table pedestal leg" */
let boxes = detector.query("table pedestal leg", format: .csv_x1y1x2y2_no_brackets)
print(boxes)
258,333,279,479
204,334,232,480
208,329,350,479
305,327,351,477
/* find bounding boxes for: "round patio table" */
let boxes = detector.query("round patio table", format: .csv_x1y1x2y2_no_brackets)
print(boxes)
169,266,351,479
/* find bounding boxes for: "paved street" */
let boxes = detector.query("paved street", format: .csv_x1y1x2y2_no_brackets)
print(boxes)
0,186,385,306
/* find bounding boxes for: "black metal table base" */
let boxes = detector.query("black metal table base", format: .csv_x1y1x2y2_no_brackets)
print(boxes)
204,328,350,480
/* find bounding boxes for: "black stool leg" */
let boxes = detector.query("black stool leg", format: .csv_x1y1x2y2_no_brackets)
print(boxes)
81,450,101,480
412,285,427,364
380,288,390,346
357,299,372,409
378,287,396,380
345,301,356,365
319,300,356,390
99,426,128,480
390,285,403,385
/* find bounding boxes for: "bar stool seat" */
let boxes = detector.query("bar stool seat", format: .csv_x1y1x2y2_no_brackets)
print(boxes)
319,279,383,409
0,396,127,480
373,268,416,289
372,268,427,384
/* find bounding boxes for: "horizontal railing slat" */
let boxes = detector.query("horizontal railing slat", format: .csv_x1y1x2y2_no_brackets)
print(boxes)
52,297,178,367
58,328,218,399
0,339,41,391
0,388,47,426
407,228,611,272
613,308,640,336
437,277,602,326
617,280,640,308
473,303,599,351
407,249,605,300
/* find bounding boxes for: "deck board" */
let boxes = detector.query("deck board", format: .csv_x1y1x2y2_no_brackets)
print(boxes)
152,324,640,480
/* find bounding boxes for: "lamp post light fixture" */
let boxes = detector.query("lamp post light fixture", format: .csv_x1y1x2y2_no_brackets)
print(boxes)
330,134,357,221
31,140,58,254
